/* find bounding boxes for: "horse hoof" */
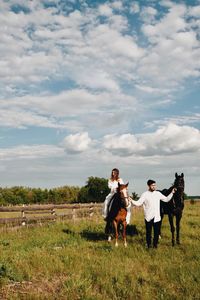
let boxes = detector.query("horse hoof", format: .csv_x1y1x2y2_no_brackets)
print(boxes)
115,243,118,247
159,235,162,240
172,241,175,246
108,236,112,242
124,243,127,248
177,240,180,245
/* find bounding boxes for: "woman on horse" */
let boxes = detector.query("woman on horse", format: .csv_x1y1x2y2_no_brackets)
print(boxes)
102,168,131,224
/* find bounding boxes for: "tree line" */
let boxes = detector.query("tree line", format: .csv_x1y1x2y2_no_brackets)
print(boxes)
0,185,80,206
0,176,191,206
0,177,116,206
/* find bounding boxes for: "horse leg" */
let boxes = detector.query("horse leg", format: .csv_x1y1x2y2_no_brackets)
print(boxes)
122,220,127,247
176,213,182,244
168,214,175,246
113,220,119,247
105,220,112,242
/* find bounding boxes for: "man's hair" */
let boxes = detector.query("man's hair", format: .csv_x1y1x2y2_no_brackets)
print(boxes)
147,179,156,186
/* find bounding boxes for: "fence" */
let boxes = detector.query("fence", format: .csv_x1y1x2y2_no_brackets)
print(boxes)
0,203,103,227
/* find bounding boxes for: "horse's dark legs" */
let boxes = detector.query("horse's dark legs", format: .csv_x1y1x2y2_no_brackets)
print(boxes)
122,220,127,247
168,214,175,246
113,220,119,247
176,213,182,244
105,220,113,242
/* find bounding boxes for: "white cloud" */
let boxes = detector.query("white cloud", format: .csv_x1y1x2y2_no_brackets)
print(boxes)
111,1,123,11
0,108,84,130
144,114,200,129
135,84,170,94
103,123,200,157
0,145,64,161
189,5,200,17
0,89,138,131
98,4,113,16
62,132,92,153
1,89,108,116
103,133,143,156
142,3,188,40
139,2,200,87
140,123,200,155
130,2,140,14
0,0,145,93
0,109,56,129
140,6,157,23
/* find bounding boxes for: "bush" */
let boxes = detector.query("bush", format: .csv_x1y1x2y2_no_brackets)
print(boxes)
77,177,109,203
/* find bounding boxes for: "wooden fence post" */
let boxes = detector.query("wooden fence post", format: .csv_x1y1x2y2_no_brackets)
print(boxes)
72,208,76,221
51,208,56,217
89,204,94,217
21,204,26,226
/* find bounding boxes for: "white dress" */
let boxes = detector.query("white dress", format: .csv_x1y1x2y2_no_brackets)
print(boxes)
102,178,131,224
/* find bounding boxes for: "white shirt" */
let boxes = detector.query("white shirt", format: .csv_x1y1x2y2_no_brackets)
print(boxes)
108,178,124,194
131,190,173,222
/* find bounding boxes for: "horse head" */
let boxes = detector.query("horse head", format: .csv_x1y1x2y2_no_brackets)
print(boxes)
174,173,185,192
173,172,185,209
117,182,130,208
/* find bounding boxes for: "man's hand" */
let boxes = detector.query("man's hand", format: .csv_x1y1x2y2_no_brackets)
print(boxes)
172,188,177,194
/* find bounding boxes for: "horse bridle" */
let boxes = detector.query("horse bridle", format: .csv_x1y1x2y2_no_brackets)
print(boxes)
120,193,131,208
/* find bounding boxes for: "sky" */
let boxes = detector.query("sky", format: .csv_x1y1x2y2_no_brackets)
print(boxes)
0,0,200,196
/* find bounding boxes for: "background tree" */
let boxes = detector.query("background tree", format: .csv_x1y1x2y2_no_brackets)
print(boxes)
131,192,139,200
78,177,109,203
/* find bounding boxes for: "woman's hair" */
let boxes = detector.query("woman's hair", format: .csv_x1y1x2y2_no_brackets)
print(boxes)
110,168,119,181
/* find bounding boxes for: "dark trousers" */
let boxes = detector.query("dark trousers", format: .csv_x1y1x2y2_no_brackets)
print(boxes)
145,219,161,248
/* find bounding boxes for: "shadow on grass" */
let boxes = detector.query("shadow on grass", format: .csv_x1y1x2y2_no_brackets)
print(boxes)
62,228,77,236
62,227,106,241
80,224,139,242
80,230,106,241
126,224,139,236
62,225,139,242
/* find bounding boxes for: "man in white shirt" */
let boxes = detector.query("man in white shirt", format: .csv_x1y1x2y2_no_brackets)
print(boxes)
131,179,176,249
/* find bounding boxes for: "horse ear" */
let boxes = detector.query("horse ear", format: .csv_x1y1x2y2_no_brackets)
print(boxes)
125,182,129,187
175,172,178,178
118,182,120,187
181,173,184,177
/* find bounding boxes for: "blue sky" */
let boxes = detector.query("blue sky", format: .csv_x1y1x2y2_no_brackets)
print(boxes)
0,0,200,195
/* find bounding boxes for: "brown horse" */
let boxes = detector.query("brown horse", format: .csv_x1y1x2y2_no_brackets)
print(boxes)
105,182,130,247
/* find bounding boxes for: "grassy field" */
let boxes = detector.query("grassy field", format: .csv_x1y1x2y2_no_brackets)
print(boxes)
0,202,199,300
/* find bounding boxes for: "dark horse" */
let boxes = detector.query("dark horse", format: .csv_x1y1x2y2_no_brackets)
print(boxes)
105,182,130,247
160,173,185,246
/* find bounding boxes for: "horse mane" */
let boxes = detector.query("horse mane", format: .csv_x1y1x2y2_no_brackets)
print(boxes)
107,189,127,221
160,185,174,196
160,173,185,215
173,173,185,207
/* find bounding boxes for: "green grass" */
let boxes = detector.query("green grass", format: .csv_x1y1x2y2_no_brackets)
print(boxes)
0,203,200,300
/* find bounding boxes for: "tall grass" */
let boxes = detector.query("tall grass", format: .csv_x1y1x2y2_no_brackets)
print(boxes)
0,203,199,299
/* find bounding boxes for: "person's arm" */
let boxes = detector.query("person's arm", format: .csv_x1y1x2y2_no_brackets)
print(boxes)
130,193,145,207
159,189,175,202
108,180,116,193
118,178,124,184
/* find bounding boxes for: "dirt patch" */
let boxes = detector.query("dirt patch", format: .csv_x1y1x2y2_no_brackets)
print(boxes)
0,275,68,299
